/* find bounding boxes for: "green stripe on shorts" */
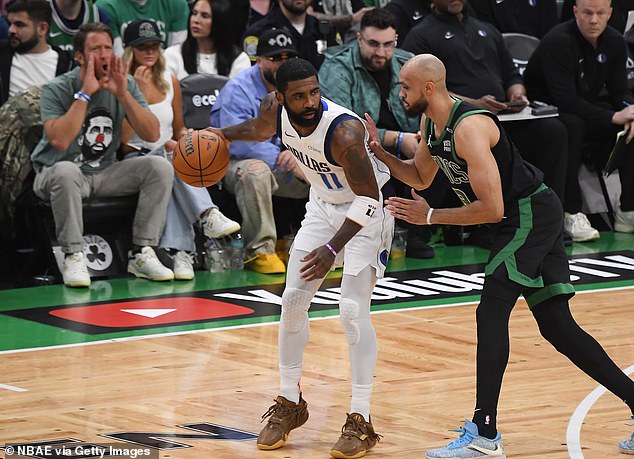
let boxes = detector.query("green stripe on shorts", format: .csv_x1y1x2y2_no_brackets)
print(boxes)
525,282,576,309
485,184,547,288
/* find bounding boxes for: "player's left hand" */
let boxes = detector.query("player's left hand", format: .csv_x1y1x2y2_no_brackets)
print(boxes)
385,188,430,225
300,246,334,281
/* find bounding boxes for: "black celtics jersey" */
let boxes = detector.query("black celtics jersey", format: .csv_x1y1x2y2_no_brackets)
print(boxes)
425,99,543,213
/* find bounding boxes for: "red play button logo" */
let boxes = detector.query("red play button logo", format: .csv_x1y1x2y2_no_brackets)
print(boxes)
49,297,254,328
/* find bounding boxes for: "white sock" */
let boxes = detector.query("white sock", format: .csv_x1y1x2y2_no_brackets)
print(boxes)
280,367,301,404
350,383,372,420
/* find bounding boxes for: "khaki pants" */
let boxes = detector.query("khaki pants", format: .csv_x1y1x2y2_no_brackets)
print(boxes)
222,158,309,257
33,157,173,254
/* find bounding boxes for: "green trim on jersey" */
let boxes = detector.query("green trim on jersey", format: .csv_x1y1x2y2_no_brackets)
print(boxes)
485,183,547,287
49,0,99,52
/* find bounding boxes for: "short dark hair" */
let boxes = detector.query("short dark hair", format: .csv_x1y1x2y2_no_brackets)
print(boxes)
360,7,397,31
73,22,113,55
275,58,318,93
6,0,52,24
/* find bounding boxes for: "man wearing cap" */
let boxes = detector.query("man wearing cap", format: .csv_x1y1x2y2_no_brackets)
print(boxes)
242,0,338,69
211,28,309,274
31,22,174,287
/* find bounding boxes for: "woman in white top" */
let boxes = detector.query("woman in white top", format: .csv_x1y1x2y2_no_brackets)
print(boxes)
121,19,240,280
164,0,251,80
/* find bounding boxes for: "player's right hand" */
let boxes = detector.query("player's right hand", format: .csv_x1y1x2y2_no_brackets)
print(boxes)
80,54,100,96
364,113,387,157
203,127,231,146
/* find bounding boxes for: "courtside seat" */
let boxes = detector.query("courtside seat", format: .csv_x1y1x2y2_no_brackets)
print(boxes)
28,194,138,283
502,32,540,76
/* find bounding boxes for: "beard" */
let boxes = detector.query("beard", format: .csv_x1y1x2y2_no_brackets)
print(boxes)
403,97,429,117
11,35,39,53
360,53,388,73
282,0,309,15
286,101,323,128
263,67,277,86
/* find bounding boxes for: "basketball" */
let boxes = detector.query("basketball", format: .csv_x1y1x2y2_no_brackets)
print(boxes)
173,130,230,187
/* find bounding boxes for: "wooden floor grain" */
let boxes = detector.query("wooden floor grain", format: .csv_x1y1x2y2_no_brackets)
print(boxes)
1,288,632,458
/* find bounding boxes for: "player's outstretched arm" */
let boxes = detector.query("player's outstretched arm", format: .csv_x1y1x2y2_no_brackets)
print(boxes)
299,118,379,281
207,93,279,144
365,113,437,190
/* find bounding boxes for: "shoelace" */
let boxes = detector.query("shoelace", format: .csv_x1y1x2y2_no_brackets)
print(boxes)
261,399,296,424
175,251,194,264
340,414,382,442
446,425,475,448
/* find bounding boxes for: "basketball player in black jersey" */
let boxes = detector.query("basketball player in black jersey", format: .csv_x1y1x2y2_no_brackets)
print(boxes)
366,53,634,458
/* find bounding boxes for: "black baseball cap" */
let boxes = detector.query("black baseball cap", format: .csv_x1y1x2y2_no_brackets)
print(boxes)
256,28,298,58
123,19,162,48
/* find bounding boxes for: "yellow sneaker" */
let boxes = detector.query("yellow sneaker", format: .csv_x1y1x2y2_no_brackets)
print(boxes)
245,253,286,274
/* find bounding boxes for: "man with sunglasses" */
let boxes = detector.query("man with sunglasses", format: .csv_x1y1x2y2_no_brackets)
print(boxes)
319,7,436,259
211,28,309,274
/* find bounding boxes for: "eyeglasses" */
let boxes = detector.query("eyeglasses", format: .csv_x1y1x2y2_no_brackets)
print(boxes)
360,35,397,50
266,54,298,62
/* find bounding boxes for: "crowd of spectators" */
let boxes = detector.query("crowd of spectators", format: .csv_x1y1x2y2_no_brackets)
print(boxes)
2,0,634,287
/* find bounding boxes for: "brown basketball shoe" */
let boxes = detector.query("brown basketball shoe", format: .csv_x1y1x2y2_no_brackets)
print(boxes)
257,394,309,450
330,412,381,459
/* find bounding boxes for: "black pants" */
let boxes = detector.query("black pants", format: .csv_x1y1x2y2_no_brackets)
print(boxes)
558,112,634,213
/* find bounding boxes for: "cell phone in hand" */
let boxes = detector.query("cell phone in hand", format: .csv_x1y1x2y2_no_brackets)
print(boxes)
503,101,527,108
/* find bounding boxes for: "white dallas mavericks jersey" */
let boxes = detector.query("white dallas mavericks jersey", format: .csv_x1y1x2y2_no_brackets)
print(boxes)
278,97,390,205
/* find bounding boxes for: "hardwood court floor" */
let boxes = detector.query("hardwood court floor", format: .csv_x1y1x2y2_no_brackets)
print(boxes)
1,288,632,459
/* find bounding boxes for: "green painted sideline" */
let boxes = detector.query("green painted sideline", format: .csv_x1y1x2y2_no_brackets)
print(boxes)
0,232,632,352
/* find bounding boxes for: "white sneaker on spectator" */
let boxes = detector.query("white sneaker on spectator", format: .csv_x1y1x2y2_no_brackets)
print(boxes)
173,251,194,280
128,246,174,281
62,252,91,287
564,212,600,242
614,209,634,233
202,208,240,239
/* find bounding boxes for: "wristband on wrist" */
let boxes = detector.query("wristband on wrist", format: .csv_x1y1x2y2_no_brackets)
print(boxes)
426,207,434,225
346,195,379,227
74,91,91,103
324,243,337,257
396,131,404,158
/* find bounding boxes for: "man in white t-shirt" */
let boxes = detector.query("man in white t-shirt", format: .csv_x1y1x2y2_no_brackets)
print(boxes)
1,0,73,105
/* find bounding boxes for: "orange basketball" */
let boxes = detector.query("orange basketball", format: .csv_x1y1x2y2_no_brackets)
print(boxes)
173,130,230,187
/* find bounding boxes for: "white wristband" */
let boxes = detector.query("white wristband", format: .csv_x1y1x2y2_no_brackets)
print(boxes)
346,195,379,227
426,207,434,225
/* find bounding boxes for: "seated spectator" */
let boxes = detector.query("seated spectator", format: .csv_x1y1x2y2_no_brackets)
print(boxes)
48,0,111,53
402,0,586,242
469,0,558,38
308,1,374,43
242,0,338,69
121,19,240,280
211,28,309,274
524,0,634,235
164,0,251,80
384,0,431,46
562,0,634,34
1,0,73,106
319,7,434,258
31,22,174,287
95,0,189,55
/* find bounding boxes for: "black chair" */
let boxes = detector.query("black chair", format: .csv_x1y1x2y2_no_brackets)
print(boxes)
502,32,540,76
180,73,229,130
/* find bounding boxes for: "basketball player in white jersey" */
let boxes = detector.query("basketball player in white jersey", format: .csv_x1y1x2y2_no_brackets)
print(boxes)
209,57,394,459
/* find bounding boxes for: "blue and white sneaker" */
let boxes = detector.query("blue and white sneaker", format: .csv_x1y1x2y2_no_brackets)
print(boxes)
426,419,506,458
619,416,634,455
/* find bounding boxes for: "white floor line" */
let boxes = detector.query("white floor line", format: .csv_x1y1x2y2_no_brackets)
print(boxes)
567,364,634,458
0,383,28,392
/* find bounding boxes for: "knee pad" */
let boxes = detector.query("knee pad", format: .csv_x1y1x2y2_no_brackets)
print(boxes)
281,287,312,333
339,298,360,345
